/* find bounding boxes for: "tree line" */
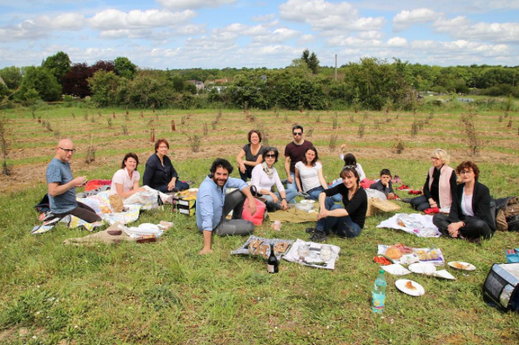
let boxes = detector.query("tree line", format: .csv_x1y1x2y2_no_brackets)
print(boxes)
1,50,518,111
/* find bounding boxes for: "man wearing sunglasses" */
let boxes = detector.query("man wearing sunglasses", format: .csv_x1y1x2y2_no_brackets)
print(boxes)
284,125,313,201
45,139,101,223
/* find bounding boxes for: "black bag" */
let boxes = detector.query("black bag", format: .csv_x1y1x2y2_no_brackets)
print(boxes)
508,215,519,232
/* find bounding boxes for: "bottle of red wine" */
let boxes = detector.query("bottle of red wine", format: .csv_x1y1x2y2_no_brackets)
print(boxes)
267,243,279,274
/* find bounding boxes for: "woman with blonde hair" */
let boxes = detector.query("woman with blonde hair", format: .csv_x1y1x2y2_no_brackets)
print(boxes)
410,148,457,211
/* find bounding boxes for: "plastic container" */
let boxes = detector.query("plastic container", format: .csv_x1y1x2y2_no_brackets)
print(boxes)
242,198,266,225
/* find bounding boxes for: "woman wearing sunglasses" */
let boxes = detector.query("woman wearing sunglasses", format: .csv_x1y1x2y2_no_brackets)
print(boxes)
433,161,495,243
410,148,457,212
251,147,296,211
308,165,368,242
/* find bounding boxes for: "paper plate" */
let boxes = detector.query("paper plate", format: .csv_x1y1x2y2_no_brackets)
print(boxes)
448,261,476,271
188,188,198,192
382,264,411,276
395,279,425,297
433,270,456,280
408,262,437,275
300,199,315,204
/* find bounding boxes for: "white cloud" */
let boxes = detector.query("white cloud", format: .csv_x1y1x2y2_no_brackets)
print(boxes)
297,34,315,44
279,0,385,34
358,30,384,40
253,27,299,43
252,14,275,22
157,0,235,10
176,24,206,35
327,35,383,48
393,8,440,32
387,37,408,47
89,9,196,31
434,18,519,44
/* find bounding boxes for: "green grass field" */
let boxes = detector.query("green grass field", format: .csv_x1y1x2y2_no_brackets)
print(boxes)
0,104,518,344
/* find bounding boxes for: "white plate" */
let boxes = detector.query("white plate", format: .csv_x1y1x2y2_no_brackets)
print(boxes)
433,270,456,280
188,188,198,192
382,264,411,276
395,279,425,297
448,261,476,271
408,262,437,275
300,199,315,204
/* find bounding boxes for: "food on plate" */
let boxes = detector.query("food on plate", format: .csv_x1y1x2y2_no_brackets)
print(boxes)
429,249,440,260
415,250,432,261
393,243,414,254
373,256,392,265
405,281,417,290
248,239,262,255
385,246,403,260
452,262,469,270
259,243,270,258
274,242,289,254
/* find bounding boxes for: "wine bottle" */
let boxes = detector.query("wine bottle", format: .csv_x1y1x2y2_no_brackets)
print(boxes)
267,243,279,274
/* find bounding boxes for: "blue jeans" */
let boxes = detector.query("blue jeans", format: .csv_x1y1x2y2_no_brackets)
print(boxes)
307,186,335,205
286,172,297,204
316,204,362,238
262,188,297,210
329,180,344,202
410,195,431,211
156,180,189,193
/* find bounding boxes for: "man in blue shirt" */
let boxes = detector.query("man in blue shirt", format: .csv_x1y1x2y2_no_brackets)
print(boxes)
196,158,257,255
46,139,101,223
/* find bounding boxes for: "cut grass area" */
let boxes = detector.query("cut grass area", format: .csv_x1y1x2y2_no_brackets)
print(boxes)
0,155,518,344
0,105,518,343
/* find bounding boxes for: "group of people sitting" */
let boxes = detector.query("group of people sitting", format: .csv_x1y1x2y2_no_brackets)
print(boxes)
46,126,496,255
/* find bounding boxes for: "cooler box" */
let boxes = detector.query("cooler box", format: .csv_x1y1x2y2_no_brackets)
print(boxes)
173,197,196,216
482,263,519,312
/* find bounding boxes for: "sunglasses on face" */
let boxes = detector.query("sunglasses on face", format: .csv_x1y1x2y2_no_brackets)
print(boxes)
265,154,276,158
293,132,302,136
60,147,76,153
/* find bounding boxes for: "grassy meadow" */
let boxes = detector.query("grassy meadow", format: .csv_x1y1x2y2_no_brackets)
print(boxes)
0,102,518,344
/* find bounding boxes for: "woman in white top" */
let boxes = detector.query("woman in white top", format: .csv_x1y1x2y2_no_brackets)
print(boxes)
111,153,146,198
295,146,334,201
251,147,295,211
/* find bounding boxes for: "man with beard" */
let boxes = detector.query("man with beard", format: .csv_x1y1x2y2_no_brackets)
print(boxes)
196,158,257,255
284,125,313,201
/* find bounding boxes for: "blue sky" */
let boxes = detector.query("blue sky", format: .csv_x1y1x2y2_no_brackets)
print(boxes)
1,0,518,70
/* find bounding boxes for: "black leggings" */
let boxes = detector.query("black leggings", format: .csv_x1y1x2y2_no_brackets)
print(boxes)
433,213,492,240
55,202,101,223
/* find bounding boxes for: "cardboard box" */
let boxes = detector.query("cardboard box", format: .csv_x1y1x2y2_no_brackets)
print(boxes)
173,197,196,216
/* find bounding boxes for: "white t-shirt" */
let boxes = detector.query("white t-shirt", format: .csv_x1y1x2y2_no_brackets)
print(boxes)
251,165,285,194
111,168,140,194
295,161,322,192
461,188,474,217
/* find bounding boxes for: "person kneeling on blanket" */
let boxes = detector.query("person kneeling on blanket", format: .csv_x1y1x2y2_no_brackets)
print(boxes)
196,158,256,255
46,139,101,223
308,165,367,243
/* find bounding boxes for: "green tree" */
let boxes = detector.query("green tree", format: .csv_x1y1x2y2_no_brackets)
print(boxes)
0,66,23,90
17,66,61,102
88,70,122,107
300,49,319,74
114,57,137,79
42,51,71,84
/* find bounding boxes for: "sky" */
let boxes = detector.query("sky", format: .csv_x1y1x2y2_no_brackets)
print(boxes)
1,0,518,70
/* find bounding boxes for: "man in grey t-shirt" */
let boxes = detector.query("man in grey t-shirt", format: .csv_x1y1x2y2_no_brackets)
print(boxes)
46,139,101,223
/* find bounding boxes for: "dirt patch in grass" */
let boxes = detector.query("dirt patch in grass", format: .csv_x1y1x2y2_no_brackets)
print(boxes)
1,110,518,195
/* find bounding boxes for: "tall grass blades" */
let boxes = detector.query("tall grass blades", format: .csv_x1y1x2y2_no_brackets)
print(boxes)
306,127,314,137
358,123,365,138
332,113,338,129
203,122,208,136
121,124,128,135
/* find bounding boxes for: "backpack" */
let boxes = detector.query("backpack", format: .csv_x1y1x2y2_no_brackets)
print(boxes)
495,196,519,231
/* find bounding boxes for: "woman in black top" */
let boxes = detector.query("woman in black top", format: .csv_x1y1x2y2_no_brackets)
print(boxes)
143,139,189,193
309,165,368,242
433,161,495,242
236,130,264,182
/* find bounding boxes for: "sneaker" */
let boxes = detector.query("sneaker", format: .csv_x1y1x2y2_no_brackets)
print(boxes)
310,230,327,243
305,227,315,234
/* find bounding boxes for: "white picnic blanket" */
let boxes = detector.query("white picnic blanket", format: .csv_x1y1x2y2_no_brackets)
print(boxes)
283,239,341,270
376,213,441,238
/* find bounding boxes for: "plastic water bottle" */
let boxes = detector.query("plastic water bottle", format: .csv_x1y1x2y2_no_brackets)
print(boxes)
372,269,387,313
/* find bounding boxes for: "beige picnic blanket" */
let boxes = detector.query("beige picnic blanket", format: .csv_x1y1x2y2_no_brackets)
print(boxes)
267,206,318,223
63,222,136,246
